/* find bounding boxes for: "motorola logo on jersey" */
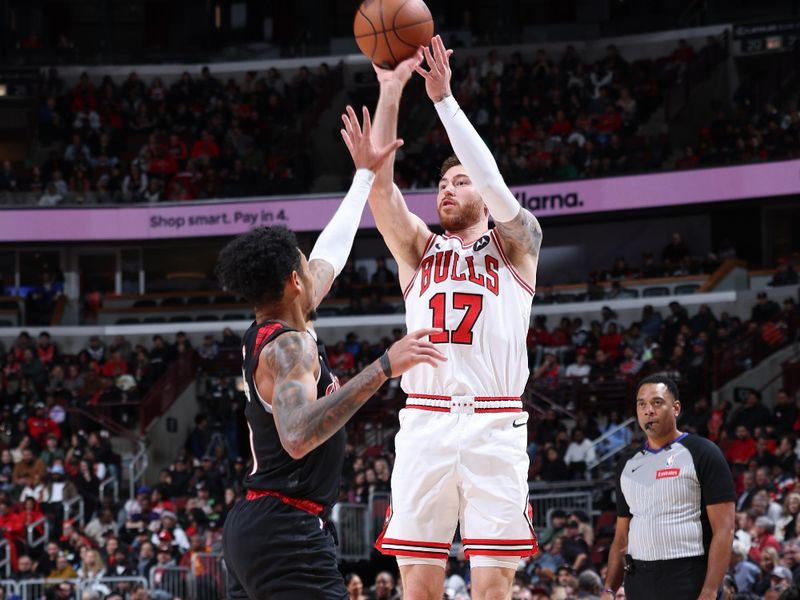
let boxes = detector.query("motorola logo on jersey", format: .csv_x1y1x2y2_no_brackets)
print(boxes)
418,250,500,296
514,191,584,212
473,235,490,252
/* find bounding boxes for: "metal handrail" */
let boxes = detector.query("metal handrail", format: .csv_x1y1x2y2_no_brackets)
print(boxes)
589,417,636,450
79,576,148,594
587,417,636,471
63,496,85,528
128,442,148,501
99,475,119,503
26,516,50,548
527,387,576,420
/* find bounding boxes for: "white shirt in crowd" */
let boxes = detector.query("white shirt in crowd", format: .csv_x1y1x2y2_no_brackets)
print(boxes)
564,439,596,465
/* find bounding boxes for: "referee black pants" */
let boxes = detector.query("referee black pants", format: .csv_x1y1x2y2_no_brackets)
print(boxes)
624,555,708,600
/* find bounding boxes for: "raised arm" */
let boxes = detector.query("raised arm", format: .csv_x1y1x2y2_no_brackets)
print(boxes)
265,328,446,459
369,53,433,286
417,36,542,287
308,105,404,308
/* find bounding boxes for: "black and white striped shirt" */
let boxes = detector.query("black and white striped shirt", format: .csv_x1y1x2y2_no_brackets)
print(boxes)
616,432,735,561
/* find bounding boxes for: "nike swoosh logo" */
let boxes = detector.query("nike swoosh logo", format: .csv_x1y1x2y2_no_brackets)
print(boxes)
512,419,527,428
631,466,642,472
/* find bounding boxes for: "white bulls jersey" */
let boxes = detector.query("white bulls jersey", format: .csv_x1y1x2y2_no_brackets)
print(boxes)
402,229,534,397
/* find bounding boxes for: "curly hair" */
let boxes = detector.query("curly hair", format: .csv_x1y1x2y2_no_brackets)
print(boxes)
215,226,301,306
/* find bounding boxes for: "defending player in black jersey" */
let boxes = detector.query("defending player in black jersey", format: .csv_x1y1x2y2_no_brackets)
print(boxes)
216,106,447,600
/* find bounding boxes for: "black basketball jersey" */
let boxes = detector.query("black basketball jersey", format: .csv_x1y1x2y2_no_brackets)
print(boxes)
240,320,345,514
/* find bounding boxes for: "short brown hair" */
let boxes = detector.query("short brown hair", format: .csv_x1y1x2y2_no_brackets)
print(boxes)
439,155,461,178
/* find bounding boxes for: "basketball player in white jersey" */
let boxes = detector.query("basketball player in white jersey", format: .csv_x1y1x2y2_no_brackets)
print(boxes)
368,36,543,600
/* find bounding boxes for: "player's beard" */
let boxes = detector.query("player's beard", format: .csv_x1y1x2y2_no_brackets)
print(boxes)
437,198,485,233
306,308,318,322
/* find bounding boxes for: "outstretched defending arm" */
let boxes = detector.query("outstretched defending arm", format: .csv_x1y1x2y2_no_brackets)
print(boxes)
267,328,446,459
417,36,542,281
307,106,403,309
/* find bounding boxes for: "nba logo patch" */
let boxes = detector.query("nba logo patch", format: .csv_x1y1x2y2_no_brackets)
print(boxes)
665,454,675,468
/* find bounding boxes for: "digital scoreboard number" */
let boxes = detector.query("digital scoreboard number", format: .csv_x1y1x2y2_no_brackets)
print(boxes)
734,18,800,55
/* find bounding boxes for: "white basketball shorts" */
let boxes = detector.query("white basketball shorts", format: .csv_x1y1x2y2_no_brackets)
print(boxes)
375,400,538,562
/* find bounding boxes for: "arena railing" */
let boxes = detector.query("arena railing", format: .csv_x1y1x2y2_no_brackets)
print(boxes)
148,565,190,599
139,351,197,433
190,553,229,600
10,576,148,600
99,474,119,503
26,516,49,549
529,491,594,530
332,502,371,562
127,441,148,502
586,417,637,472
63,495,85,528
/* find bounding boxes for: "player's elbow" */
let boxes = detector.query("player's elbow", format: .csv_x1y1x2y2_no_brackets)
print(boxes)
283,441,308,460
278,431,309,460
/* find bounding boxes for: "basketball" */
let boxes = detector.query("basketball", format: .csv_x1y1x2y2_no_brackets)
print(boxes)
353,0,434,69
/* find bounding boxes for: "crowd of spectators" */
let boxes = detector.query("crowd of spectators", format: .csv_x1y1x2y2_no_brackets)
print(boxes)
676,82,800,170
0,287,797,598
0,327,254,599
5,32,798,210
0,64,342,206
526,290,798,404
394,36,727,188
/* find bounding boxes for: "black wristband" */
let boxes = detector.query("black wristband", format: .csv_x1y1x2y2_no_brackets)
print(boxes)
379,352,392,378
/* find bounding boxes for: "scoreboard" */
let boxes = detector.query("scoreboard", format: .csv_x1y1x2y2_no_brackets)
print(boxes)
733,17,800,55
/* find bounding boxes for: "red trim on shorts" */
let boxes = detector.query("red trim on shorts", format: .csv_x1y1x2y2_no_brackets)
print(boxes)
462,538,535,545
374,503,452,558
464,548,537,557
489,229,535,296
406,393,523,413
383,548,449,559
405,405,451,412
462,537,538,558
402,233,437,299
380,538,451,550
407,394,521,401
245,489,323,516
407,393,452,400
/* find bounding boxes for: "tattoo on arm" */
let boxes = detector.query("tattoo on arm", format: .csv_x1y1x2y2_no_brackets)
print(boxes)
267,332,386,457
495,209,543,258
308,259,335,309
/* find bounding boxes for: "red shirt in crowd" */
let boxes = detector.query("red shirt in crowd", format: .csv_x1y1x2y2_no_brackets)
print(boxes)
26,416,61,446
101,357,128,378
725,437,756,465
599,333,624,359
190,139,220,160
748,533,781,563
37,343,56,366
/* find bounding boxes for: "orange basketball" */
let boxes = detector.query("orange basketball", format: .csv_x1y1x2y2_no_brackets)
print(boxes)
353,0,434,69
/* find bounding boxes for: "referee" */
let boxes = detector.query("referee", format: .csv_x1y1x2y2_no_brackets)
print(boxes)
601,374,735,600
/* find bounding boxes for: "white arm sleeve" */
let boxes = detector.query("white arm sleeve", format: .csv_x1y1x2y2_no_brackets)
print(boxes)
434,95,521,223
308,168,375,276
